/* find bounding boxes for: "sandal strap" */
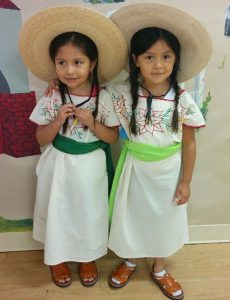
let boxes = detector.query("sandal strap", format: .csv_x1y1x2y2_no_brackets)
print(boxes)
153,272,182,294
111,261,136,283
79,262,98,280
50,263,71,279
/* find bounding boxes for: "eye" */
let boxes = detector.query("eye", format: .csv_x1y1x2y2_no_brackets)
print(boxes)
57,60,65,66
163,54,171,60
145,55,153,61
75,60,83,65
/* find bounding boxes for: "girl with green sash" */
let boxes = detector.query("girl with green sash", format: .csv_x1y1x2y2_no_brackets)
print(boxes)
19,6,127,289
107,4,211,300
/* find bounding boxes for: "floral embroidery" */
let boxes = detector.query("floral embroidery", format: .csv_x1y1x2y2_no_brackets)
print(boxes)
113,93,174,135
112,93,131,120
97,102,111,124
178,103,195,128
68,117,86,138
135,108,165,134
40,98,61,123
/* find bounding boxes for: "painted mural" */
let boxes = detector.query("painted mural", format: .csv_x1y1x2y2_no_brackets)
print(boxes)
0,1,40,234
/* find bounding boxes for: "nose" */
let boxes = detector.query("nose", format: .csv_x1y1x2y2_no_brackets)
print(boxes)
66,64,75,74
154,58,163,68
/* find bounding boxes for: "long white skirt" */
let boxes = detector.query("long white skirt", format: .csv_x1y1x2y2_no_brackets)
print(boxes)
108,151,188,258
33,145,108,265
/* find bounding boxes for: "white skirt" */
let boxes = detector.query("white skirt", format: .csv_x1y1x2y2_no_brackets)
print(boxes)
108,151,188,258
33,145,108,265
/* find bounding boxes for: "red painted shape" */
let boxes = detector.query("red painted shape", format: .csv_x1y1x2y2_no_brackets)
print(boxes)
0,92,41,157
0,0,20,10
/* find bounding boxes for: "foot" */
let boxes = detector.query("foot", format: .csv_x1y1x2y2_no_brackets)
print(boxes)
150,268,184,300
50,262,71,288
109,260,136,288
78,261,99,287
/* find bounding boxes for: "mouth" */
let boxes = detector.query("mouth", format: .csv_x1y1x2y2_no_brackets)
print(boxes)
65,78,78,81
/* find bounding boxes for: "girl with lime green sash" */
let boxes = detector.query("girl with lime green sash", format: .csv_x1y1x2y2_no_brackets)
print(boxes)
107,4,211,299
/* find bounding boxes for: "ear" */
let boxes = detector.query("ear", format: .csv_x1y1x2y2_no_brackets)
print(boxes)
132,54,139,67
90,59,97,72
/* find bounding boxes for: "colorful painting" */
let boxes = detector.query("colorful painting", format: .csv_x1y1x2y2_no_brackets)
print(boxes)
0,1,40,238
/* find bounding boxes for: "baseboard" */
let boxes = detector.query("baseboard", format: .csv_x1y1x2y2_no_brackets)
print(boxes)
188,224,230,243
0,224,229,252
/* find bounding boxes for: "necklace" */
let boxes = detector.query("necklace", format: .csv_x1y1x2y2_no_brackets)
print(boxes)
141,85,171,123
64,83,95,126
65,83,95,108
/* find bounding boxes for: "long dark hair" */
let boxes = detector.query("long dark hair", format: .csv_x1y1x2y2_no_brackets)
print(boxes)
129,27,181,135
49,31,99,133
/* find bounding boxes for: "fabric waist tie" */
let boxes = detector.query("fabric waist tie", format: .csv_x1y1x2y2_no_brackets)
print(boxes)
109,140,182,223
52,133,114,193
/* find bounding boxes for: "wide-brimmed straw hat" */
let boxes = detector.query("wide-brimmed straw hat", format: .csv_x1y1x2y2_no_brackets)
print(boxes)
19,5,128,83
110,3,212,83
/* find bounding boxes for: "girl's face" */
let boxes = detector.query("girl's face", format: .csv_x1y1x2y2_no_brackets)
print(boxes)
54,42,96,94
134,39,176,89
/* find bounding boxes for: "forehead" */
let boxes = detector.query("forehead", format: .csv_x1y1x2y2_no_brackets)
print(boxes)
145,39,174,53
55,42,87,57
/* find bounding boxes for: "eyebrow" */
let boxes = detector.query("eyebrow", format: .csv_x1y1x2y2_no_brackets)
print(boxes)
144,50,173,55
55,57,84,60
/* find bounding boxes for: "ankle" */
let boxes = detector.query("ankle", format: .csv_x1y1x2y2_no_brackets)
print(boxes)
125,260,136,268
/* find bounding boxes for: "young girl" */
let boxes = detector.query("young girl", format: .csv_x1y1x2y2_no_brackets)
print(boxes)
107,3,212,300
18,6,127,288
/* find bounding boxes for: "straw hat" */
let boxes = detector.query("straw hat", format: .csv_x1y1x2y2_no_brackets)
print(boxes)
19,5,128,83
110,3,212,83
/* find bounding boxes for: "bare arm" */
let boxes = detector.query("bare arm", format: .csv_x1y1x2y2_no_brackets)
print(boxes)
36,103,75,145
74,107,119,144
175,125,196,205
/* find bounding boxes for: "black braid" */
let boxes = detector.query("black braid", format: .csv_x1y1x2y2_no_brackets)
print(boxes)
58,81,69,134
171,81,180,132
92,67,99,118
129,53,140,135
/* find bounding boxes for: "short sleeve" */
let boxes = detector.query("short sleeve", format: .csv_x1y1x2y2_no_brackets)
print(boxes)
29,92,62,125
97,88,120,127
179,91,205,128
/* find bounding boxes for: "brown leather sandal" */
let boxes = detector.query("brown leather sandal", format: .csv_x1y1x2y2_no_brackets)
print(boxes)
78,261,99,287
109,261,136,288
150,270,184,300
50,262,72,288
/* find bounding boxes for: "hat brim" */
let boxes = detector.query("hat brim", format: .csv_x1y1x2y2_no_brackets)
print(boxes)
110,3,212,83
19,5,128,83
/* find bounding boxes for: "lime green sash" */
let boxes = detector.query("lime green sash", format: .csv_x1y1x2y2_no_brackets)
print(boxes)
109,140,181,223
52,134,114,193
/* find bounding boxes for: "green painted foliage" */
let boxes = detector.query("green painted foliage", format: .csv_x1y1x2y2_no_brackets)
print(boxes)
0,216,33,233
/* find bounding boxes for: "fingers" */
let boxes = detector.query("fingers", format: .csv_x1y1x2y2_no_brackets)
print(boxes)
175,193,189,205
45,79,60,97
56,104,75,124
75,108,92,119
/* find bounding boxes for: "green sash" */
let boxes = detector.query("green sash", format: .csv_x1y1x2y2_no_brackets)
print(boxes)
109,140,181,223
52,133,114,193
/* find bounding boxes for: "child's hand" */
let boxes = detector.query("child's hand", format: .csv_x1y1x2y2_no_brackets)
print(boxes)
174,182,190,205
45,79,59,97
74,108,95,132
55,104,75,126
